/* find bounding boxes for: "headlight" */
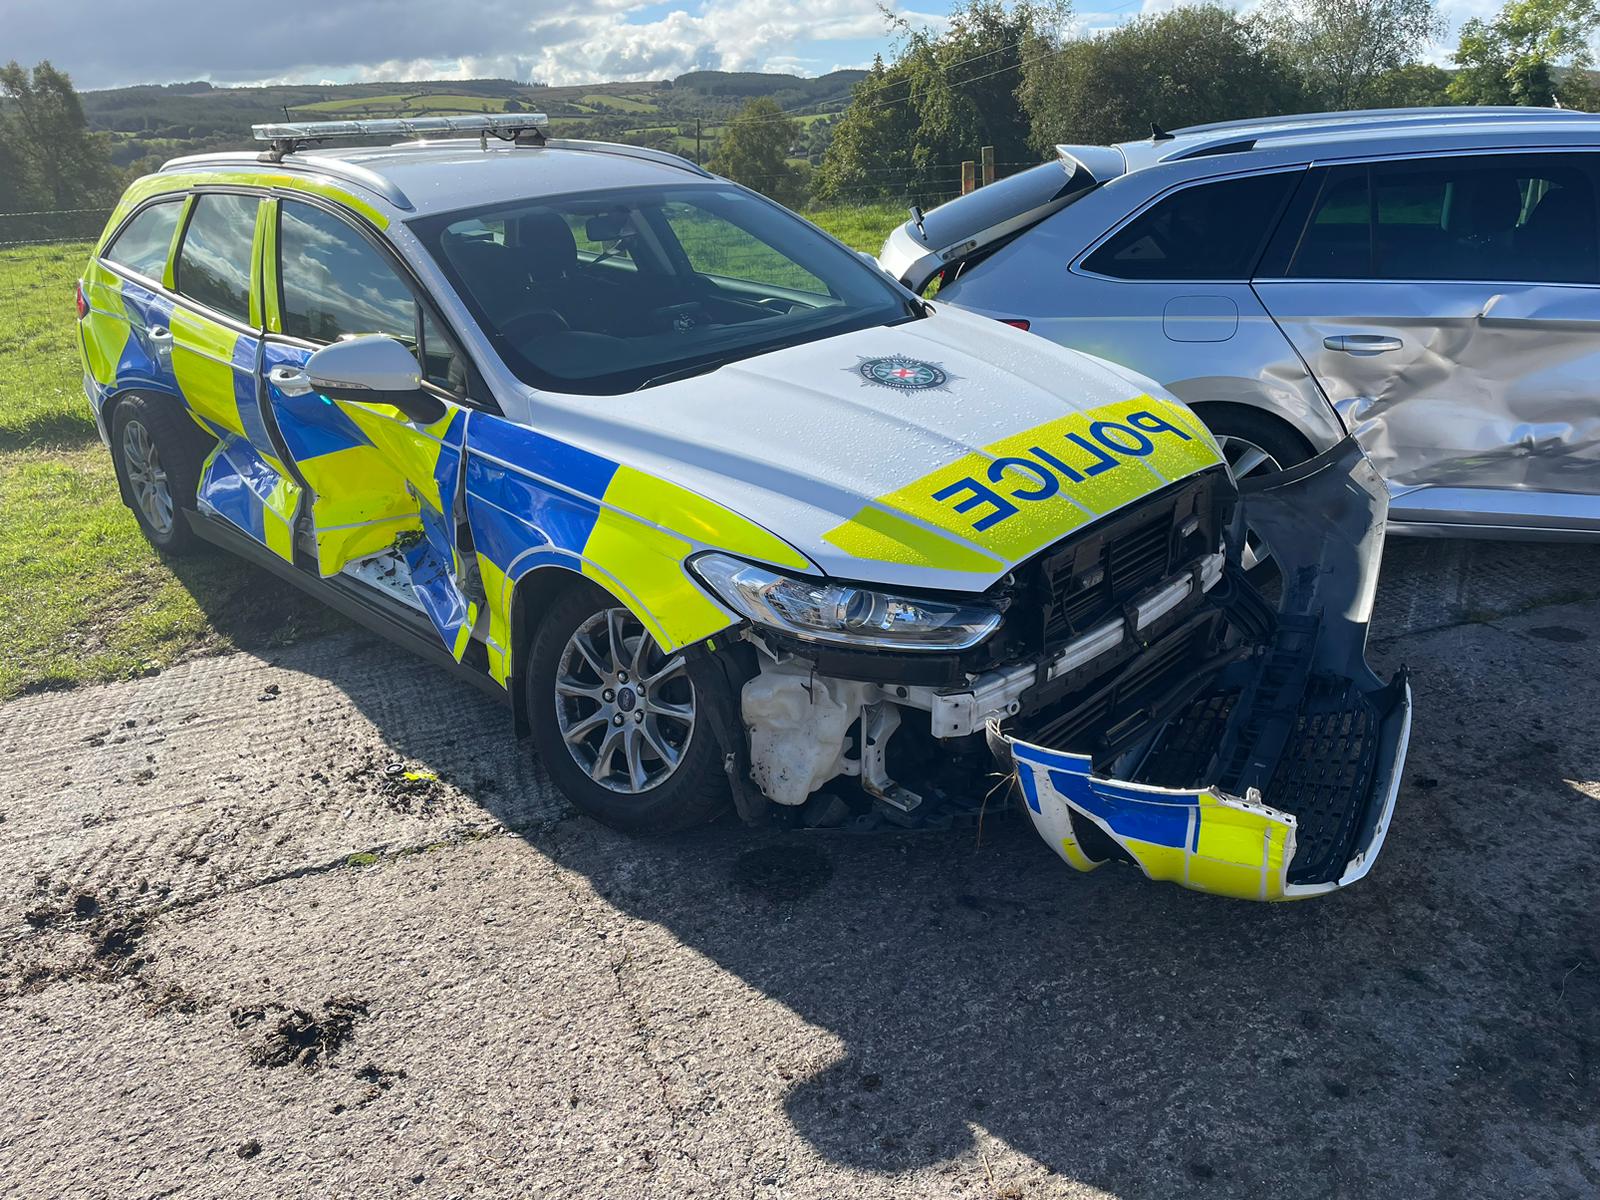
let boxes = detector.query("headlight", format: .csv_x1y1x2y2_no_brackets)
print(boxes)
691,552,1002,651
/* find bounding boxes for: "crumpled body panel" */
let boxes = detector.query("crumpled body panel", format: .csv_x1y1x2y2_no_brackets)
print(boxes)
997,437,1413,900
1256,281,1600,497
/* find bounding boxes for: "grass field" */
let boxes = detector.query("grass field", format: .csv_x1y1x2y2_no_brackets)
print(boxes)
0,204,907,698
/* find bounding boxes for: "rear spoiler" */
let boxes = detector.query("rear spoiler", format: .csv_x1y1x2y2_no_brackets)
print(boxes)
1053,144,1127,185
878,146,1124,292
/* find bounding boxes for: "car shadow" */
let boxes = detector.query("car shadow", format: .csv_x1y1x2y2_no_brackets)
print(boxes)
196,537,1600,1197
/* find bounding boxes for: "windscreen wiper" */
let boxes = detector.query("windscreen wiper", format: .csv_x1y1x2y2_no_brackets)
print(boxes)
635,355,744,391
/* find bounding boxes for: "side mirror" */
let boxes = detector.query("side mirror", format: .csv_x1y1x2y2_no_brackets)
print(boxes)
301,335,445,425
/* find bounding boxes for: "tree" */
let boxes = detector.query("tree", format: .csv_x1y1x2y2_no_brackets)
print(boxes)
706,98,807,207
814,0,1065,204
0,60,117,210
1449,0,1600,107
1257,0,1445,110
1364,62,1455,106
1020,6,1306,149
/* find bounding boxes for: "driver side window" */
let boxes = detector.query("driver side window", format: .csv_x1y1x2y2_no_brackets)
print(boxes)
278,200,464,393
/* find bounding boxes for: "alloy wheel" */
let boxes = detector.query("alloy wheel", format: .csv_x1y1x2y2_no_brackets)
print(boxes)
554,607,696,794
122,418,175,537
1216,434,1283,572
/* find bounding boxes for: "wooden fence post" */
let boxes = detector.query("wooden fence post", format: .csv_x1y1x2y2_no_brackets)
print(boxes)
981,145,995,187
961,160,976,194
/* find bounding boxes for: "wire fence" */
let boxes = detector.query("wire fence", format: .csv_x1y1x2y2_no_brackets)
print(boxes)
0,207,114,248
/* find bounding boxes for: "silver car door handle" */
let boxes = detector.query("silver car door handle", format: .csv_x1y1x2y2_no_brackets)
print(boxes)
267,364,314,397
147,324,172,341
1324,333,1403,354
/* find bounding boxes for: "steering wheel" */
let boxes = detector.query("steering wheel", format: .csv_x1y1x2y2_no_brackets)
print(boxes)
649,302,711,334
499,305,571,342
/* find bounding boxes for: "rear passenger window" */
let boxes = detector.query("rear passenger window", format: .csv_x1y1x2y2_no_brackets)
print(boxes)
1283,155,1599,284
278,200,416,344
1082,173,1297,280
104,200,183,280
175,193,260,322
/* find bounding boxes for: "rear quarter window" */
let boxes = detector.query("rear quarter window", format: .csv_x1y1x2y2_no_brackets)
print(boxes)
1082,172,1297,281
103,200,184,280
175,192,261,323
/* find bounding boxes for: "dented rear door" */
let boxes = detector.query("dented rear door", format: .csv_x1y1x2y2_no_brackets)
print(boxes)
1254,152,1600,532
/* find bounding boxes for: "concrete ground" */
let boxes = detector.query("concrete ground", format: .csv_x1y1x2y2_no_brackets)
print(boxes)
1,538,1598,1200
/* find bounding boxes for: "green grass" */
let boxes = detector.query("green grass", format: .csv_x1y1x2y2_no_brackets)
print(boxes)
579,93,658,113
803,204,907,256
0,241,334,699
0,242,95,449
0,206,898,699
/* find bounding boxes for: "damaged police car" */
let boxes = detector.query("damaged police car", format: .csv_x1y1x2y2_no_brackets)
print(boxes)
79,116,1410,900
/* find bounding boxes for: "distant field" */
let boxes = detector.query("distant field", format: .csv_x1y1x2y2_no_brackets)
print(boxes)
580,93,659,113
0,206,901,697
300,93,513,115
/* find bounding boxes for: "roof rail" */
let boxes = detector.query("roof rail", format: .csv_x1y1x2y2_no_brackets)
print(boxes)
542,138,711,177
160,150,416,211
1173,105,1597,139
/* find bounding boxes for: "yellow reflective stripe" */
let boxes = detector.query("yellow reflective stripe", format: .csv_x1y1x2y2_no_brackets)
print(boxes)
823,504,1001,574
248,200,269,330
313,516,419,577
261,199,282,333
337,403,450,513
110,170,390,232
262,474,301,563
612,466,810,572
451,603,477,661
1099,792,1294,902
79,264,129,387
1059,832,1104,873
477,553,512,687
168,309,243,436
824,394,1222,569
582,466,759,651
163,195,193,291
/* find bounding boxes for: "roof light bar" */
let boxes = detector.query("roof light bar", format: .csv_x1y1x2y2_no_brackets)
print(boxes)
251,114,549,142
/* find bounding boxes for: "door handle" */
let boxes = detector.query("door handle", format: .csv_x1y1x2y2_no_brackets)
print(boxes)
267,364,314,397
1324,334,1403,354
146,324,172,341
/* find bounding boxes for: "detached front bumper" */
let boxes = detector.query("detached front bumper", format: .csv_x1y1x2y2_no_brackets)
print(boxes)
991,437,1411,900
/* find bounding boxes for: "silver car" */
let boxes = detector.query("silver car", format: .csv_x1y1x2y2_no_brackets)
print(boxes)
880,107,1600,549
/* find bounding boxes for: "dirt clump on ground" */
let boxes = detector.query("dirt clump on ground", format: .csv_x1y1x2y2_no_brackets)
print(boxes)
230,996,369,1069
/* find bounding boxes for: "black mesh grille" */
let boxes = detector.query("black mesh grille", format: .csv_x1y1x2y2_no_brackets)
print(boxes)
1033,471,1221,652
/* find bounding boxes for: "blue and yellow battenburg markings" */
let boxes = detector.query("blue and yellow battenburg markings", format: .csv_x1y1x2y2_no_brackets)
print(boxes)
823,395,1221,572
464,420,812,685
1010,740,1299,902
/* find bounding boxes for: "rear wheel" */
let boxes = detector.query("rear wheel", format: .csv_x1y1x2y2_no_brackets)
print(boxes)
526,583,730,834
110,395,209,556
1198,409,1313,573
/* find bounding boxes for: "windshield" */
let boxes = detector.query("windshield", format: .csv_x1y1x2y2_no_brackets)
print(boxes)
410,184,919,395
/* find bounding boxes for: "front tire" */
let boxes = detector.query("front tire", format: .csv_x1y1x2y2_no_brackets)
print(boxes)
526,583,730,834
1197,408,1314,574
110,395,208,556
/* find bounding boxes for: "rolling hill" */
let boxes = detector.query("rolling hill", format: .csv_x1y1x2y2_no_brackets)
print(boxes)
79,71,868,173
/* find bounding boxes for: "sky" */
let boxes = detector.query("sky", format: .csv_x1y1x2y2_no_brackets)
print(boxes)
6,0,1493,92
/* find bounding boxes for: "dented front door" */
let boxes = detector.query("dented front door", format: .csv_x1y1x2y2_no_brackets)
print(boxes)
1255,152,1600,531
261,196,478,659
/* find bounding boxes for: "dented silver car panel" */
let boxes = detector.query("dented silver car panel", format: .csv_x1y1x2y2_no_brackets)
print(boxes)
880,107,1600,542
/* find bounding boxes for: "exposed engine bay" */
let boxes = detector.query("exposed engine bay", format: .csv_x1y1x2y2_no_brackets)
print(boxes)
708,438,1410,900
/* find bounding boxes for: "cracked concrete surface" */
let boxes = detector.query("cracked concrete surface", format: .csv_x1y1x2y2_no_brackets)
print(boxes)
2,539,1598,1199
